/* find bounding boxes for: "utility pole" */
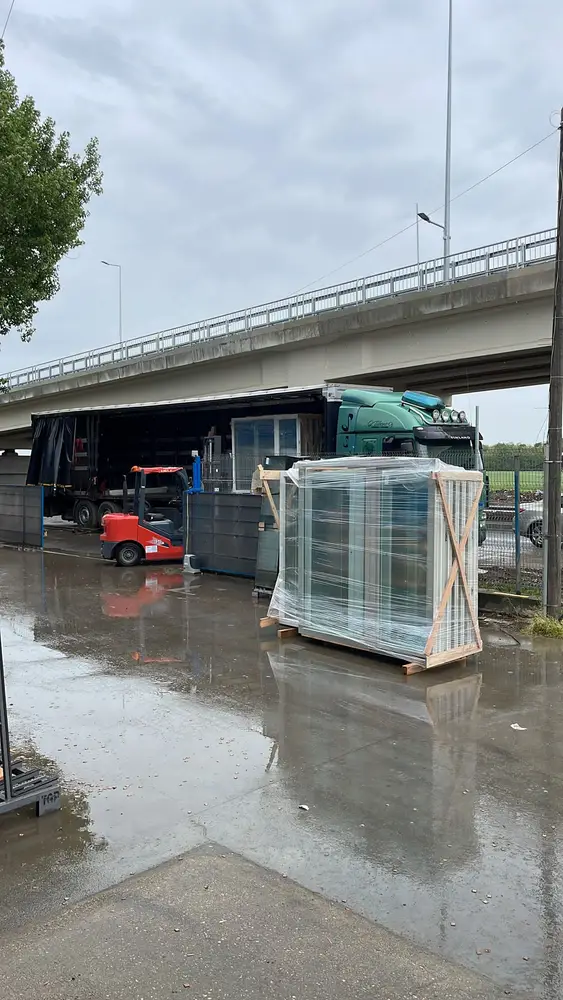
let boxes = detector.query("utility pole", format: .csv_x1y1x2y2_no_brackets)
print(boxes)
443,0,453,281
545,107,563,618
101,260,123,345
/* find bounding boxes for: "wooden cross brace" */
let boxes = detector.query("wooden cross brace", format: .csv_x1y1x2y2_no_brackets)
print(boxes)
423,472,483,660
258,464,280,529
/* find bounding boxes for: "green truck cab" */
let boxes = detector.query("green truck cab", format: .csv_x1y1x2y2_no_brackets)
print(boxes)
335,388,486,543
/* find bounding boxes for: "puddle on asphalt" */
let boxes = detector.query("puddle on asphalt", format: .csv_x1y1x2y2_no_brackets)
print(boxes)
1,548,563,997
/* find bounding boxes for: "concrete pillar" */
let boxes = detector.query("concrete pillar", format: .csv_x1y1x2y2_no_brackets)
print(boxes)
433,391,453,407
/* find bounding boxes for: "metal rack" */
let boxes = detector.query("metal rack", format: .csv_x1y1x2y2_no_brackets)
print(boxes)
0,632,61,817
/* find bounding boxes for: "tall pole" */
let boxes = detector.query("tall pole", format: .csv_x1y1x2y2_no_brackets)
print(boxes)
443,0,453,282
416,203,420,268
545,107,563,618
117,264,123,345
474,406,480,470
101,261,123,345
543,443,549,615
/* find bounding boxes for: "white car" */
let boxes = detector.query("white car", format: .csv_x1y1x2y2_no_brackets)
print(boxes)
517,497,563,547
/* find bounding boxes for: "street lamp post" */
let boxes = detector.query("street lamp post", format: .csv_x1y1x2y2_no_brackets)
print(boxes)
417,212,452,282
101,261,123,345
418,0,453,283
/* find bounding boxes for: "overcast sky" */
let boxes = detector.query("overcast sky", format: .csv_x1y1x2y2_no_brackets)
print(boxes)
1,0,561,443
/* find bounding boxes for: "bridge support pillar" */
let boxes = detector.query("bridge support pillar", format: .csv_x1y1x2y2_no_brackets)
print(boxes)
434,391,453,407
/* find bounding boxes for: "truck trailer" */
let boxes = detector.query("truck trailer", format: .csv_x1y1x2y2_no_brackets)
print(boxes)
26,383,485,539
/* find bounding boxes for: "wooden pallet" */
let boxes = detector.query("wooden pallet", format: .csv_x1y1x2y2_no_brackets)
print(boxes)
259,616,298,640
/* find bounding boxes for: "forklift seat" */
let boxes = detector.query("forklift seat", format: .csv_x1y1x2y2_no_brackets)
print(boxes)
142,516,182,546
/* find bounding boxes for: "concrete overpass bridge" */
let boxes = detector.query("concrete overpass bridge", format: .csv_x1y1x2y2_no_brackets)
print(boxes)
0,227,556,447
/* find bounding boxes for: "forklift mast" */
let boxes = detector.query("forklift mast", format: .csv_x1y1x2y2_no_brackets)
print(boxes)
130,466,191,521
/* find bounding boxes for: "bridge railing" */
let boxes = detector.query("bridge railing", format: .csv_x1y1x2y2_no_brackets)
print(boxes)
2,227,556,392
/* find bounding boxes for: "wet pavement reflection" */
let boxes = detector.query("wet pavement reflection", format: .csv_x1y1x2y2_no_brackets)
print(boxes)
1,548,562,997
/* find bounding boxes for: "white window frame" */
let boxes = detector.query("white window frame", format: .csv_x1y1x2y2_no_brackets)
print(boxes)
231,414,301,492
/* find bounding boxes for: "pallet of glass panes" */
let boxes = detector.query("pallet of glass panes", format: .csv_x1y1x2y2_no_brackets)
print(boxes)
268,458,483,675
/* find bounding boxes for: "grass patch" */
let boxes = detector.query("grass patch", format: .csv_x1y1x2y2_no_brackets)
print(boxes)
524,614,563,638
487,471,546,492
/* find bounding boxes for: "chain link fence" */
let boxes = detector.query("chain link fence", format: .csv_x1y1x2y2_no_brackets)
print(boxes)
201,454,259,493
201,449,548,597
201,453,339,492
481,461,545,597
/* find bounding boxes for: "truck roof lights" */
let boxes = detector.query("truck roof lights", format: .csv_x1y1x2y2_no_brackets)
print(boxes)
402,390,443,410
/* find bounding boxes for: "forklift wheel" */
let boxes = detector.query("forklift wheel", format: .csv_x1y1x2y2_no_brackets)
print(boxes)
116,542,143,567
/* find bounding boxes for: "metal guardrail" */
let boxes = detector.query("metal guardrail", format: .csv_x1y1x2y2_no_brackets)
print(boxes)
2,227,556,392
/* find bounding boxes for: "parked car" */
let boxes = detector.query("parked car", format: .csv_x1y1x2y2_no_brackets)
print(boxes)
517,497,563,547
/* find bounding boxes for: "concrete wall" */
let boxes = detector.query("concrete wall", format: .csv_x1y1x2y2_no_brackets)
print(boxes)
0,451,29,486
0,485,43,547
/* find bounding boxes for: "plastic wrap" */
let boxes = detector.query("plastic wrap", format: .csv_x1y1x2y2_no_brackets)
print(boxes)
269,457,482,669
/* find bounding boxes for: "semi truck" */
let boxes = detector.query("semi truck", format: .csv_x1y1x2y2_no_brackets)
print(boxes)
26,383,485,539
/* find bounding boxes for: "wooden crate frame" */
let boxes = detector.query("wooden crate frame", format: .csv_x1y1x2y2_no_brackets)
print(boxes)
264,465,483,676
404,470,482,674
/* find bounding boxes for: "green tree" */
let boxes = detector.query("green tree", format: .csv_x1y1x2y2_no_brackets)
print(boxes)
0,41,102,343
483,442,545,471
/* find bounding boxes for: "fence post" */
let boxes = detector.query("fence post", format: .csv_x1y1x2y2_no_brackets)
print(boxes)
514,458,521,595
40,486,45,549
22,486,27,548
183,492,199,575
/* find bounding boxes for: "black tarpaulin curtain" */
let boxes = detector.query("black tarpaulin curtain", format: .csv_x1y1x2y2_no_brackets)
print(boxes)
26,416,76,492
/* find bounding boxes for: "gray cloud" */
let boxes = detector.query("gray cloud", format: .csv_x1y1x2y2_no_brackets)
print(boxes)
1,0,561,441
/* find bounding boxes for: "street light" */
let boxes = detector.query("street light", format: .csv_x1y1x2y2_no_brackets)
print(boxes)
418,209,451,282
101,260,123,345
417,211,445,232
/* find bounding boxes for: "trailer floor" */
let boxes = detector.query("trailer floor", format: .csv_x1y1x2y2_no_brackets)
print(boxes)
0,548,560,998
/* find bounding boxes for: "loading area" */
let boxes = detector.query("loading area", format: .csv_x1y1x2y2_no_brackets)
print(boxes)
0,547,557,998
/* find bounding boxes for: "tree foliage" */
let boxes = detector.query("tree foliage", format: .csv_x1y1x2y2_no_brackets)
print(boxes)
0,41,102,341
483,442,545,471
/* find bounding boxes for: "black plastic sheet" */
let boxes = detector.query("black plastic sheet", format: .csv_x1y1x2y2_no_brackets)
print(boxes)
26,416,76,492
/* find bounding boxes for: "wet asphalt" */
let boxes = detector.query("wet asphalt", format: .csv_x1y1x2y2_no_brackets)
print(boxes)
0,547,562,997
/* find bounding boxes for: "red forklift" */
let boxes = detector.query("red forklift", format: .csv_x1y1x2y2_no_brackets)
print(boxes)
100,464,197,567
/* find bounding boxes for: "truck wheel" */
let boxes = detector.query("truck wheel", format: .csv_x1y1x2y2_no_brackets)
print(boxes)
98,501,120,520
116,542,143,567
75,499,99,530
